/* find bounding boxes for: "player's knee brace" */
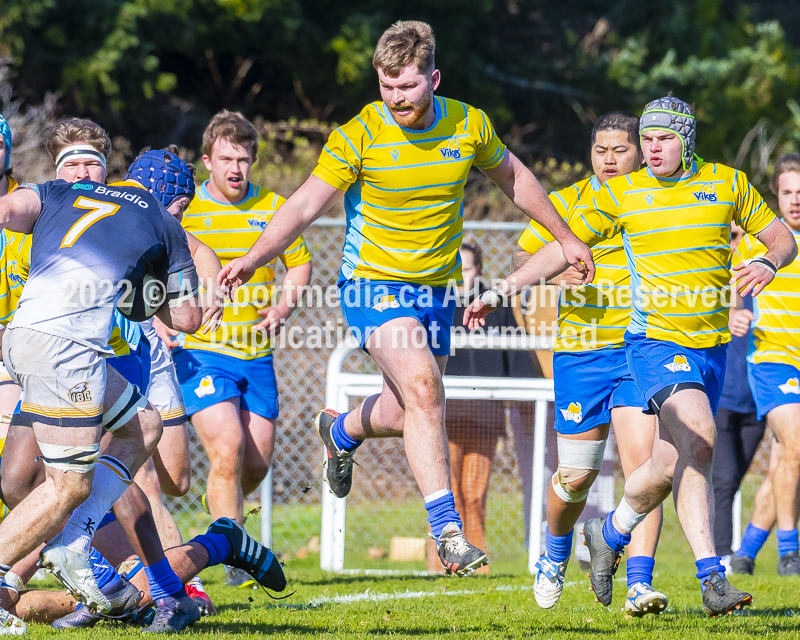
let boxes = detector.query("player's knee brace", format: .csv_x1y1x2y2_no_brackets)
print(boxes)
103,382,148,433
552,437,607,503
36,441,101,473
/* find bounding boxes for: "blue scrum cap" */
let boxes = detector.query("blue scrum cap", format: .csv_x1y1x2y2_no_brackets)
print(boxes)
125,149,195,208
0,114,12,173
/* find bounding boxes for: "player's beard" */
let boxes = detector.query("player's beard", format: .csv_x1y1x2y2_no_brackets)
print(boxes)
389,88,434,129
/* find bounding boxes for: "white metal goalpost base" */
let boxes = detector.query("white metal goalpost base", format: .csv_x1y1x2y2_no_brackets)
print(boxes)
320,333,555,574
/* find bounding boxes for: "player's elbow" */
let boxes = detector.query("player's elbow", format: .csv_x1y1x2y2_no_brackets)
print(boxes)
169,302,202,334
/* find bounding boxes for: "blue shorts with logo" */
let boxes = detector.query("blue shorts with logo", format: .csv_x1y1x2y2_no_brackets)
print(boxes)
172,349,279,420
107,336,152,395
749,362,800,421
553,348,645,434
624,332,728,415
339,277,456,357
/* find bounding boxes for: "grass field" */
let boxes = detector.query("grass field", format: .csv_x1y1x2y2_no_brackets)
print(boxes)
18,485,800,639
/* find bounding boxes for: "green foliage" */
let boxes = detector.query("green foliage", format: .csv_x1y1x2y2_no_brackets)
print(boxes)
0,0,799,194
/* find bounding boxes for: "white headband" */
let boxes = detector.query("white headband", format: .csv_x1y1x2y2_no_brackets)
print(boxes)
55,144,107,174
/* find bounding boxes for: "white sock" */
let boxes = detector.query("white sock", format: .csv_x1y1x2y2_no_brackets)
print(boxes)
614,497,648,534
60,456,132,553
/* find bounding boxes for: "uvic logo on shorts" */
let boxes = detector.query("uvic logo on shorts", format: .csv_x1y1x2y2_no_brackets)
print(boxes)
69,382,92,404
194,375,216,398
664,355,691,373
560,402,583,423
372,295,400,312
779,377,800,395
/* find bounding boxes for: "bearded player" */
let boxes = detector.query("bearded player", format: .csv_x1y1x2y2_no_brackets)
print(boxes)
220,20,594,575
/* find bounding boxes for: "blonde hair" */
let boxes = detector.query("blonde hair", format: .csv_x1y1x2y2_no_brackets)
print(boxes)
372,21,435,76
45,118,112,162
202,110,259,159
770,153,800,194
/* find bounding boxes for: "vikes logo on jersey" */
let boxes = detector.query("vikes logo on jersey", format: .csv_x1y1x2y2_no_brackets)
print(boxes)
440,138,461,160
372,295,400,312
560,402,583,423
664,355,691,373
69,382,92,404
247,217,267,230
692,183,718,202
779,378,800,395
194,375,216,398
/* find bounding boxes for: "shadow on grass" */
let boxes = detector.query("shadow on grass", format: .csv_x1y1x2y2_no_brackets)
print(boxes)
203,621,511,636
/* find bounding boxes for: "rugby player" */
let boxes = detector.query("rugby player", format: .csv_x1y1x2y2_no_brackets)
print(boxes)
465,95,797,614
0,148,202,627
170,111,311,588
729,154,800,576
517,112,667,615
219,21,594,575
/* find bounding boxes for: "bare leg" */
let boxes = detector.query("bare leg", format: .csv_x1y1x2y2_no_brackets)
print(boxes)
750,440,779,531
0,425,46,510
766,404,800,531
151,423,191,497
613,408,662,558
342,317,450,496
132,460,184,548
240,411,275,496
191,398,246,523
111,483,168,568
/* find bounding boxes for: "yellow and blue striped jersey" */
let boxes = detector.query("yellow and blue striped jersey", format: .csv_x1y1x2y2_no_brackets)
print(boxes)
571,162,777,348
735,228,800,367
312,96,506,286
518,175,630,352
0,177,32,327
181,181,311,360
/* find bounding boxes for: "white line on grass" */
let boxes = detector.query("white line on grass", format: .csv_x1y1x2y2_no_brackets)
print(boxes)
308,582,578,607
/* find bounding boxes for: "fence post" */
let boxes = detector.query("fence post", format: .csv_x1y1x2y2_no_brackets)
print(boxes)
528,398,549,574
260,466,273,547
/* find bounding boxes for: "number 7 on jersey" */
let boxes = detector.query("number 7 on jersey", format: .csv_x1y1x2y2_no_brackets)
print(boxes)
61,197,120,249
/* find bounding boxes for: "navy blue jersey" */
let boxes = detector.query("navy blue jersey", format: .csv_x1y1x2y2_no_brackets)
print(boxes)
10,179,195,353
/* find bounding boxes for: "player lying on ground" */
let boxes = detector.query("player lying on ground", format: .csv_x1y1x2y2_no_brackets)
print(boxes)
0,150,203,633
465,95,798,616
516,111,667,616
219,20,594,577
729,154,800,576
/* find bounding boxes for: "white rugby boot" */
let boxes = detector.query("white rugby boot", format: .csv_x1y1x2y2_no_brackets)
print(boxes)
0,606,26,635
40,535,111,613
624,582,668,617
533,555,569,609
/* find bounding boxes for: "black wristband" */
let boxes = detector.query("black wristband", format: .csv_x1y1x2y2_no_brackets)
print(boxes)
751,257,777,275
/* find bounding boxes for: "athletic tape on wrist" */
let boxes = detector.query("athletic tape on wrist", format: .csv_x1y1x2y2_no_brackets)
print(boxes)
750,257,777,275
479,287,505,307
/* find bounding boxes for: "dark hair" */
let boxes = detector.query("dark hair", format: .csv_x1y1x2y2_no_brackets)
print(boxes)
591,111,640,149
770,153,800,194
460,242,483,274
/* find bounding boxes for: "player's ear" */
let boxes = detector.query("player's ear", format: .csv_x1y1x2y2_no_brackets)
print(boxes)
430,69,441,92
201,154,213,172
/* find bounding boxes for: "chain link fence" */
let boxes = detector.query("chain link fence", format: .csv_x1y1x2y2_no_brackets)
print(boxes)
165,219,773,571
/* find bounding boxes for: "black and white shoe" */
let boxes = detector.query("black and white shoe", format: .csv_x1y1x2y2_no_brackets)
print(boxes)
316,409,355,498
729,554,755,575
206,518,286,592
582,517,622,606
434,523,488,576
702,571,752,617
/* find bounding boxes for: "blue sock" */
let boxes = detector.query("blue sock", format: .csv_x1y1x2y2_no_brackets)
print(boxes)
626,556,655,588
88,548,121,592
602,511,631,553
545,528,573,564
143,558,184,600
191,532,233,567
425,491,462,540
331,412,362,452
776,528,799,557
736,523,770,559
695,556,724,590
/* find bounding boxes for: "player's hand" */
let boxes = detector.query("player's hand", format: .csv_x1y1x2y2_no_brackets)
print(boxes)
218,255,257,298
559,235,595,285
463,295,500,330
550,266,585,289
256,306,288,336
200,288,225,335
728,307,755,338
731,261,775,297
152,316,181,350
